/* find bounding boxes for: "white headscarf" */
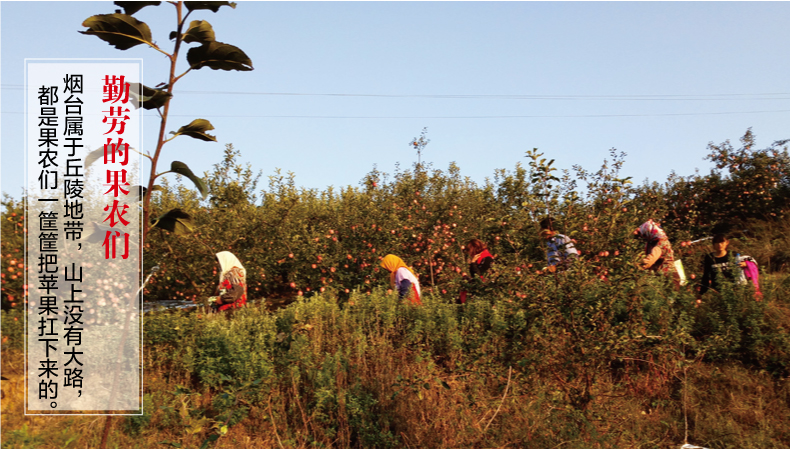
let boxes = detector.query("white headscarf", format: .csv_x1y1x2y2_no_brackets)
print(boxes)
216,251,245,283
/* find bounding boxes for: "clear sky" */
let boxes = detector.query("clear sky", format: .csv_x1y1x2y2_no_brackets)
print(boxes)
3,1,789,201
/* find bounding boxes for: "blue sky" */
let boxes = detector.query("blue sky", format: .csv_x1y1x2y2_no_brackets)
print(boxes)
3,1,789,201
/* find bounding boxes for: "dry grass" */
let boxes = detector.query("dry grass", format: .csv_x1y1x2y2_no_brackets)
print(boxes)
3,352,790,448
3,278,790,448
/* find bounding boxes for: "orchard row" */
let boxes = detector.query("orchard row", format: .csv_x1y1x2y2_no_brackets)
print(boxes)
2,131,788,307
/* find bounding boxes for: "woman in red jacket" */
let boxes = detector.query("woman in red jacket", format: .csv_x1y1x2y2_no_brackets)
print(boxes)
459,239,493,304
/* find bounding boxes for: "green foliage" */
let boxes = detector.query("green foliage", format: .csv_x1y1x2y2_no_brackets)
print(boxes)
79,13,153,50
409,127,430,168
184,2,237,13
130,83,172,110
139,272,790,447
170,119,217,143
123,394,154,436
657,129,790,236
186,41,253,71
152,208,196,235
1,195,25,314
704,129,790,222
80,1,253,239
1,424,45,449
4,124,790,446
692,276,790,376
180,20,215,44
138,132,790,320
1,308,24,352
168,161,209,198
115,2,162,16
1,423,79,449
132,132,790,446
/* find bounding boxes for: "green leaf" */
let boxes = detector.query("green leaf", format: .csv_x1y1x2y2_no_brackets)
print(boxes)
185,2,236,12
171,118,217,142
130,185,164,202
199,434,220,449
129,83,172,110
80,13,153,50
182,20,215,44
179,401,189,419
152,209,196,235
170,161,208,199
188,417,209,435
114,1,161,15
187,41,253,71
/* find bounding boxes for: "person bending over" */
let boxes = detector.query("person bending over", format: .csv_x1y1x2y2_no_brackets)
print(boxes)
209,251,247,312
381,254,421,305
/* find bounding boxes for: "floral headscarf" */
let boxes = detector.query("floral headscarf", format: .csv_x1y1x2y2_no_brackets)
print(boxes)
380,254,416,287
216,251,245,284
638,220,667,243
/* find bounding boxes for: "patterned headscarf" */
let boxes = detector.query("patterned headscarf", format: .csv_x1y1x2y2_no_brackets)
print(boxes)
638,220,667,243
216,251,245,284
380,254,416,287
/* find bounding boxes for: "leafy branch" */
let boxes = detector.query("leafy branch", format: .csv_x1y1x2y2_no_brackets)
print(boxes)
81,0,253,239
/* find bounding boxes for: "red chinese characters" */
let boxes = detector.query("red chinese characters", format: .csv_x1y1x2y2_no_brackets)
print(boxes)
102,75,129,104
100,75,132,260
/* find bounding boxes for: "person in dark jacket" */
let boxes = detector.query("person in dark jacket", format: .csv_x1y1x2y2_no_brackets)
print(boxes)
699,234,746,295
465,238,494,278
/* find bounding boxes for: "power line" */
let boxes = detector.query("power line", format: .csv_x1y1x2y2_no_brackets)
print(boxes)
5,81,789,118
149,110,790,119
3,84,790,101
174,91,790,102
3,109,790,119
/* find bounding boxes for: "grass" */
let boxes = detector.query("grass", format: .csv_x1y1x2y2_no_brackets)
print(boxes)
2,273,790,448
